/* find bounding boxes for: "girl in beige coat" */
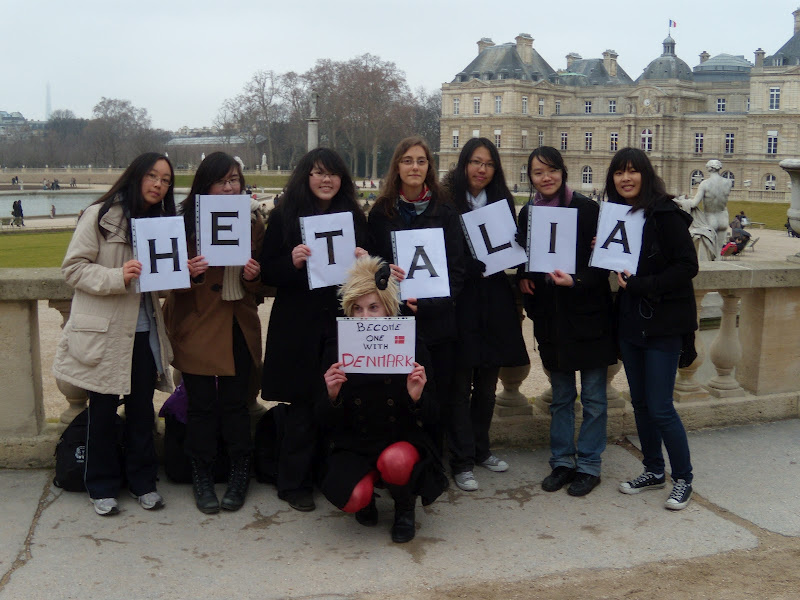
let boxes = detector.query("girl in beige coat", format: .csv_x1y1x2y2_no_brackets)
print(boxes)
53,152,176,516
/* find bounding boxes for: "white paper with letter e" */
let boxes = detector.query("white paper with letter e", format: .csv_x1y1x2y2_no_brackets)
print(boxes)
300,212,356,289
131,216,190,292
589,202,645,274
526,206,578,274
461,200,527,276
391,228,450,300
196,194,251,266
337,317,416,374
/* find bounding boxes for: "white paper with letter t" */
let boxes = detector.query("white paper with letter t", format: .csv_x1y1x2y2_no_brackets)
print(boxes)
300,212,356,290
196,194,251,266
337,316,416,374
131,216,190,292
526,206,578,274
460,200,527,276
589,202,646,274
391,227,450,300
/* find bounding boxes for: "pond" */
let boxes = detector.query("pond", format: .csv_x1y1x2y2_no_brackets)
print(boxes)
0,192,186,218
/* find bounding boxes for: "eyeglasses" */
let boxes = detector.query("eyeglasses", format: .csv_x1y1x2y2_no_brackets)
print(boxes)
214,176,241,188
399,158,428,167
310,170,341,180
468,159,496,170
145,172,172,187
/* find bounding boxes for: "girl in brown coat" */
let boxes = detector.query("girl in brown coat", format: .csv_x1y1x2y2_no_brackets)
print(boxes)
164,152,265,514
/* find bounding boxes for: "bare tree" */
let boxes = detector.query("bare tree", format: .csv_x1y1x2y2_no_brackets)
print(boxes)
89,97,152,166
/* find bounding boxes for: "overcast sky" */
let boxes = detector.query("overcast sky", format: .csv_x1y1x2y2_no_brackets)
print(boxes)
4,0,798,131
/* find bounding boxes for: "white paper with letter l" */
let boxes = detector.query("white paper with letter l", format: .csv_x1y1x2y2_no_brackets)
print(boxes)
196,194,251,266
460,200,527,276
300,212,356,289
589,202,645,274
337,316,416,374
131,216,190,292
526,206,578,274
391,228,450,300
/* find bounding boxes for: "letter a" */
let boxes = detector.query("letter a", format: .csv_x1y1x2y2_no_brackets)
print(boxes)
600,220,632,254
406,245,439,279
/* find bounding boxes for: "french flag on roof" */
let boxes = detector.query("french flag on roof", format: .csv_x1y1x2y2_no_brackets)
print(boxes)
669,19,677,27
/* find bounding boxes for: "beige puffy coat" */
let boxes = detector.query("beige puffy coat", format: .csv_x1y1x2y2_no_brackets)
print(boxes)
52,202,174,396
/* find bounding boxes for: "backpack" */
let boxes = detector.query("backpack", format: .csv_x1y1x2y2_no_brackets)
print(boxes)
53,408,124,492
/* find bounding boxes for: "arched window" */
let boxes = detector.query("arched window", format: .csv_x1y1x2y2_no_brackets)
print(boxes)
765,174,776,191
640,129,653,152
722,170,735,188
691,170,704,186
582,166,593,184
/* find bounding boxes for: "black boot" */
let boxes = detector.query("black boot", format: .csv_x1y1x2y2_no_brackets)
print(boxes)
355,495,378,527
191,458,219,514
391,496,416,543
221,455,251,511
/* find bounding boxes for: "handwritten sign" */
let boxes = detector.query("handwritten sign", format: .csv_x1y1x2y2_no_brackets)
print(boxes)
300,212,357,289
196,195,251,266
337,317,416,374
589,202,645,274
391,228,450,300
131,216,190,292
461,200,527,276
526,206,578,274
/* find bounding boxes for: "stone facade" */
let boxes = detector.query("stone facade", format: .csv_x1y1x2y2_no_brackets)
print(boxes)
439,10,800,201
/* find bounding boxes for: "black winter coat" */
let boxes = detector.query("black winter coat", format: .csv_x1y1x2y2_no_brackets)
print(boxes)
517,193,616,373
454,196,529,368
614,196,699,340
260,204,369,402
367,199,466,346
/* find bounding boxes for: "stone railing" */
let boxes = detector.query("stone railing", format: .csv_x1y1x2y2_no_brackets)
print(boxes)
2,260,800,467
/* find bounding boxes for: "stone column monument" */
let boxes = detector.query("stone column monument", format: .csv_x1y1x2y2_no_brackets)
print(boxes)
307,90,319,152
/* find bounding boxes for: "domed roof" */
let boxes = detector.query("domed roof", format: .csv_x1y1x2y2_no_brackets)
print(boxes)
637,36,693,82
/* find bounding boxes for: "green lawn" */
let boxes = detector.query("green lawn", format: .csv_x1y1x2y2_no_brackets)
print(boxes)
0,231,72,267
724,201,789,231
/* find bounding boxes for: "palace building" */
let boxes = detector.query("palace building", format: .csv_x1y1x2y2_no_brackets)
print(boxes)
439,9,800,201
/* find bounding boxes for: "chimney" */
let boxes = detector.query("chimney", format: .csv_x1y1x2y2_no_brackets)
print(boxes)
754,48,765,68
699,51,710,63
477,37,495,54
602,49,618,77
794,8,800,34
566,52,581,69
515,33,533,63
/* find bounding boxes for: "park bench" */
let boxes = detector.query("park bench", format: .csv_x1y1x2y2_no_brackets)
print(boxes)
745,237,760,252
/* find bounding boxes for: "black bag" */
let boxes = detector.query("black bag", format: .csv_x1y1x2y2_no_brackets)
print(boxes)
162,413,230,484
53,408,123,492
678,331,698,369
253,403,288,484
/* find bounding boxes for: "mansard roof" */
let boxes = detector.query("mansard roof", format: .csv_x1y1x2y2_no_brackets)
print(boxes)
553,58,634,86
766,30,800,66
453,43,556,83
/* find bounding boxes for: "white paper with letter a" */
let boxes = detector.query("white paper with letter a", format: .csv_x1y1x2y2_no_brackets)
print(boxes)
196,194,251,266
460,200,527,276
131,216,190,292
391,228,450,300
526,206,578,274
337,316,416,374
300,212,356,289
589,202,645,274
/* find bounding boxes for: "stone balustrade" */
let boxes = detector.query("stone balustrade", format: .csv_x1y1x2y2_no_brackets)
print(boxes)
2,261,800,467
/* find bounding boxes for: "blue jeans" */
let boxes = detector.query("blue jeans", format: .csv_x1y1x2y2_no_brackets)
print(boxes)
619,339,693,483
549,367,608,477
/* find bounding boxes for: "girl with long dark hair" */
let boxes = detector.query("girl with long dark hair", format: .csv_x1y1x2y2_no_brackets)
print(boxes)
53,152,176,516
164,152,264,514
607,147,698,510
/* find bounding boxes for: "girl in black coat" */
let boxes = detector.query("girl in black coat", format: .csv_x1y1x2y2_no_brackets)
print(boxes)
608,147,698,511
367,136,467,490
318,256,447,543
517,147,616,497
443,138,529,490
260,148,369,512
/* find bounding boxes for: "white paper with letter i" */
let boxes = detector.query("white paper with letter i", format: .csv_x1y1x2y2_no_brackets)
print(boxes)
526,206,578,274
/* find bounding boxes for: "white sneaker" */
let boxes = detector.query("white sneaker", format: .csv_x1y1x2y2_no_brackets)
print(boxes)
131,491,164,510
479,455,509,472
91,498,119,516
454,470,478,491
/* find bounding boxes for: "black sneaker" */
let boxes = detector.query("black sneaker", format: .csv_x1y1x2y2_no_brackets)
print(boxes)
541,466,576,492
665,479,693,510
567,473,601,497
618,471,666,495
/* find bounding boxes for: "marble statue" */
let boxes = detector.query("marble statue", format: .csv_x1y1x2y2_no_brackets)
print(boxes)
681,159,732,260
309,90,319,119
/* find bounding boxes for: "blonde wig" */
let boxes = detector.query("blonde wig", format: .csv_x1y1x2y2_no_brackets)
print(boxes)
340,256,400,317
